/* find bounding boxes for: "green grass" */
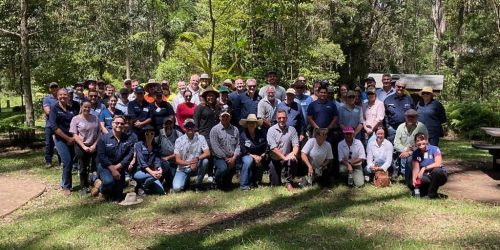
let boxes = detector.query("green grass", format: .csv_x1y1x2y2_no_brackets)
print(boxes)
0,144,498,249
440,138,491,162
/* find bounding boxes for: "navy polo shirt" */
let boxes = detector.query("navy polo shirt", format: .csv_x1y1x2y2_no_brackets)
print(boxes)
239,92,262,121
42,95,58,127
416,100,446,138
277,102,305,135
151,101,175,131
98,132,135,169
307,100,339,128
384,94,414,129
240,128,267,155
128,99,153,123
47,103,76,140
99,108,124,131
229,91,243,124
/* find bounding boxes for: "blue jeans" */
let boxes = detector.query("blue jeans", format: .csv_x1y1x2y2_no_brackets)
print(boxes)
54,139,74,190
97,163,126,201
172,159,209,192
240,155,264,189
213,157,236,190
44,127,55,164
133,170,165,195
396,155,412,186
387,126,397,144
161,160,177,189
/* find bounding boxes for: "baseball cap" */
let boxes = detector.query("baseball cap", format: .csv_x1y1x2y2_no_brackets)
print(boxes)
405,109,418,116
342,126,354,134
135,85,145,93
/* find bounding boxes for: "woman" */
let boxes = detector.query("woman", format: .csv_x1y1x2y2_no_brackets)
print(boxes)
411,132,448,198
151,90,175,134
193,86,221,147
176,89,197,132
47,88,76,196
133,125,165,195
310,80,321,101
239,114,268,191
99,95,124,134
301,128,333,186
416,86,446,146
70,101,100,196
365,126,393,178
336,84,349,106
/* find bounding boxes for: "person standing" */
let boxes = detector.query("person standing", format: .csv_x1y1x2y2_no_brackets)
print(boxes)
376,73,395,101
239,79,262,122
151,90,175,134
128,80,140,101
47,88,76,196
73,82,87,105
194,87,221,146
70,101,100,196
228,78,245,127
363,87,385,143
172,81,187,112
87,89,106,117
187,74,201,105
176,90,197,132
338,90,364,140
210,110,241,190
257,86,281,129
99,95,124,134
259,71,286,101
293,80,313,126
42,82,60,168
384,80,414,143
277,88,306,142
416,86,446,146
127,85,153,136
116,88,129,115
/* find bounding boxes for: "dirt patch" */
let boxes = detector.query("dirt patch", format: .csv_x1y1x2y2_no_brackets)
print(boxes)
0,175,46,218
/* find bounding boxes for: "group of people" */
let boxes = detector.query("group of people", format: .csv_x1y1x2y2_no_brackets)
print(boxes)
42,72,448,202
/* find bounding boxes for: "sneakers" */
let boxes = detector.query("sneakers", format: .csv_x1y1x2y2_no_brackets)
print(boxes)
91,179,102,197
61,188,71,196
240,186,251,191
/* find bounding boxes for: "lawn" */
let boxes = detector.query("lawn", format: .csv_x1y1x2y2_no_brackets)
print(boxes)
0,139,498,249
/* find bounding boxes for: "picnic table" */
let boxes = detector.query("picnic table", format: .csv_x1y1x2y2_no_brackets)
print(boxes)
472,127,500,171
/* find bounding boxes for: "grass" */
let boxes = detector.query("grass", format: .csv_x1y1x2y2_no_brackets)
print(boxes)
0,139,498,249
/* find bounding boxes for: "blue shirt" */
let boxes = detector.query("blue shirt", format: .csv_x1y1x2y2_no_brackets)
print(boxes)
240,128,268,155
229,91,243,125
90,102,106,117
307,100,339,128
277,102,306,135
97,132,135,169
73,94,87,105
128,99,153,123
376,88,396,102
384,94,414,129
412,145,446,172
416,100,446,139
134,141,162,171
295,94,313,122
47,103,76,140
151,101,175,132
239,92,262,121
338,104,364,129
42,95,58,127
99,108,125,132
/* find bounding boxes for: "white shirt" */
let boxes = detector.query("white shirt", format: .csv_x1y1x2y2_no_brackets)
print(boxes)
174,133,209,169
338,139,366,166
172,92,185,112
188,86,201,105
366,138,393,172
301,138,333,168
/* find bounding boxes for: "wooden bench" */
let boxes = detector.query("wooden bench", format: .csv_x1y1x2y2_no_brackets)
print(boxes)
472,143,500,171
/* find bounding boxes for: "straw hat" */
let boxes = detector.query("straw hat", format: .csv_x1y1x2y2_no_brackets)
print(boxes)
144,79,160,92
239,114,263,127
420,86,434,96
118,192,143,206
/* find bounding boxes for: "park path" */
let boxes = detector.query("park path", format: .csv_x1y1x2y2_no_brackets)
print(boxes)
0,175,46,218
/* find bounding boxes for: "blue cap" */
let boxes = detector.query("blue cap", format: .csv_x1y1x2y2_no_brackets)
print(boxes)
135,85,145,93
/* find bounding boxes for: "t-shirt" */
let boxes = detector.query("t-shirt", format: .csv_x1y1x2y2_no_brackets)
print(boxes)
412,144,445,172
301,138,333,168
69,115,100,146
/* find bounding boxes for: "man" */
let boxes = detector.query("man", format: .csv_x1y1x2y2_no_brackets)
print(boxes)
384,80,414,142
393,109,428,184
94,115,135,201
73,82,86,105
376,73,395,101
363,86,385,143
124,79,132,93
365,77,376,89
277,88,306,142
42,82,60,168
172,81,187,112
87,89,106,117
116,88,129,115
338,126,366,187
144,79,159,103
259,71,286,101
239,79,262,121
293,79,313,125
127,85,153,136
338,90,364,139
96,80,106,99
257,86,281,129
173,119,210,192
209,110,240,190
267,110,300,191
128,79,140,101
102,84,116,106
199,73,211,89
188,74,201,105
228,78,246,127
66,88,81,113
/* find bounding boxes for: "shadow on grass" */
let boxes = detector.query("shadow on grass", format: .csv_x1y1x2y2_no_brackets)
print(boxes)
0,150,43,174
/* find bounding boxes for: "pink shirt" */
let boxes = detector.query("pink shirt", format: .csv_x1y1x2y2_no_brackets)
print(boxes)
69,115,100,146
363,99,385,129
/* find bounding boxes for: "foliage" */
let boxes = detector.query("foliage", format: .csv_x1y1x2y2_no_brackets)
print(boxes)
446,101,500,140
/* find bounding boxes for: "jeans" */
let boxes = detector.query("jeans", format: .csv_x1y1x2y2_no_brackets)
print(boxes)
133,170,165,195
172,159,209,192
213,157,236,190
44,127,55,164
269,159,298,186
398,156,412,186
239,155,265,189
54,139,75,190
428,136,440,147
161,160,177,190
74,144,97,188
387,126,397,144
97,163,126,201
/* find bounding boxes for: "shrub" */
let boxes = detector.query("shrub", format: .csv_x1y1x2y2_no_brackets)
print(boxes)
445,101,500,140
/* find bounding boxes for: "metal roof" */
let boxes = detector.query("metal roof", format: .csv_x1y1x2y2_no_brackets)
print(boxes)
367,74,444,91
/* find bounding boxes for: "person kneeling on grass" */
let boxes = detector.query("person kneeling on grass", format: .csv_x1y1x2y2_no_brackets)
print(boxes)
338,126,366,187
301,128,333,187
94,115,134,201
133,125,165,195
411,132,447,198
172,119,210,192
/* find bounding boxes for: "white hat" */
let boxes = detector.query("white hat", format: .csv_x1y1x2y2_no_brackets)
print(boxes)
118,192,143,206
239,114,263,127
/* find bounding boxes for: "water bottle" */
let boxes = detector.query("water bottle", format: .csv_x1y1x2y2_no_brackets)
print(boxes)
348,173,354,186
414,178,422,198
414,188,420,198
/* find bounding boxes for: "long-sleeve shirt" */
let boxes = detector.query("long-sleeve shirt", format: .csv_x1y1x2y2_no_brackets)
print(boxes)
366,138,393,171
239,92,262,121
384,94,414,129
416,99,446,139
363,99,385,129
277,102,306,135
394,122,428,153
240,128,267,156
209,123,241,158
194,104,221,144
134,141,162,171
97,132,135,170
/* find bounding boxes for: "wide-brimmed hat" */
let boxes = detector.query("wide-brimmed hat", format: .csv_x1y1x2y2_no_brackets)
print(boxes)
286,88,296,95
144,79,159,92
420,86,434,95
201,86,220,99
239,114,263,127
218,85,230,93
118,192,143,206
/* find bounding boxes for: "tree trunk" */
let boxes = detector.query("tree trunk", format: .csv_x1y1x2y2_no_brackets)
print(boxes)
208,0,215,81
125,0,133,79
431,0,446,70
20,0,34,127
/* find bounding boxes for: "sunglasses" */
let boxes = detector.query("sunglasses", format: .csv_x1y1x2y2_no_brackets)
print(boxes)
396,86,405,89
247,85,257,88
